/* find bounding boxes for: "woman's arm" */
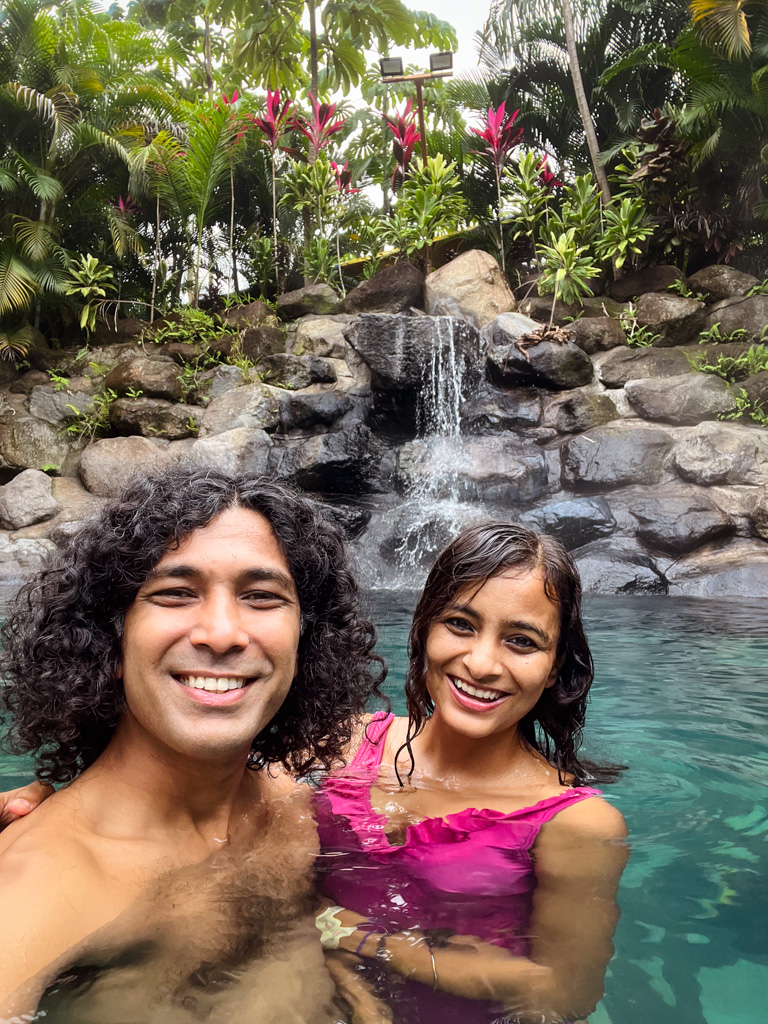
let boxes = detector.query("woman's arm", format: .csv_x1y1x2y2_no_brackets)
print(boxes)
0,781,53,827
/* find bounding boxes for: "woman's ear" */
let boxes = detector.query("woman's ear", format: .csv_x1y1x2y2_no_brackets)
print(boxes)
544,656,562,689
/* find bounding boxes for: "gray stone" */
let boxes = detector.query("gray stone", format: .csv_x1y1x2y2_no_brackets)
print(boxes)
666,539,768,597
240,325,285,361
487,339,594,391
521,497,616,549
625,373,736,425
258,353,336,390
0,469,61,529
0,414,78,472
610,265,684,303
566,317,626,354
192,364,248,404
688,266,759,303
344,315,480,393
562,426,674,489
634,292,706,346
574,538,668,594
181,427,273,476
548,390,619,434
743,370,768,409
110,397,200,439
90,317,145,347
104,355,183,401
78,436,176,497
702,295,768,340
219,299,270,328
277,390,354,432
749,487,768,540
629,495,735,555
598,346,694,387
482,312,541,347
673,421,768,486
200,383,280,438
580,296,629,319
517,296,579,325
28,385,96,426
424,250,515,328
460,387,541,433
0,533,56,582
291,315,352,359
341,262,424,315
63,343,141,378
277,283,339,320
270,423,373,493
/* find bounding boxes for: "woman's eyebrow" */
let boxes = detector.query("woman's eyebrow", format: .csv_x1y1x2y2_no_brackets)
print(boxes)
447,603,552,643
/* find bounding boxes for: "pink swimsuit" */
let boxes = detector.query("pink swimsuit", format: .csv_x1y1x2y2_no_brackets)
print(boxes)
315,712,601,1023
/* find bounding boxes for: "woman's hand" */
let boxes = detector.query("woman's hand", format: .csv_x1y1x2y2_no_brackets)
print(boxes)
0,781,53,828
325,951,394,1024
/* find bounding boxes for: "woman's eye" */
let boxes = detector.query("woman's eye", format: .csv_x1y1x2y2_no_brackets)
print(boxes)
508,635,537,650
445,617,473,632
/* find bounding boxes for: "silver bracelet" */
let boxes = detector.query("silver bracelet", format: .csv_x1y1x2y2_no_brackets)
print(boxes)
425,937,438,990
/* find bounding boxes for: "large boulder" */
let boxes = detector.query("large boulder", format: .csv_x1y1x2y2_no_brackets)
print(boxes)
259,353,336,389
270,423,374,493
0,413,79,472
291,315,352,359
481,312,540,346
0,469,61,530
749,487,768,539
180,427,272,476
597,346,694,387
687,266,759,303
562,425,674,489
240,325,285,361
610,265,684,303
566,317,626,354
200,382,280,438
743,370,768,409
521,497,616,549
110,397,200,439
424,250,515,328
517,296,579,325
192,364,247,403
27,384,96,426
344,315,480,393
104,355,183,402
341,262,424,315
277,283,339,320
624,373,736,425
10,369,50,395
90,317,145,348
634,292,705,346
574,538,668,594
460,387,541,433
277,390,355,432
219,299,270,328
672,421,768,486
487,337,594,391
78,436,176,497
702,295,768,340
0,534,56,583
543,389,619,434
665,539,768,597
629,494,735,555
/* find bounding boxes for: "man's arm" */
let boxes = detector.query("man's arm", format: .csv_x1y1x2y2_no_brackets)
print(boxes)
0,781,53,827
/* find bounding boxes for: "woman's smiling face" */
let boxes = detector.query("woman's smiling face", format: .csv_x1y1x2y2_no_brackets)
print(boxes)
424,569,561,741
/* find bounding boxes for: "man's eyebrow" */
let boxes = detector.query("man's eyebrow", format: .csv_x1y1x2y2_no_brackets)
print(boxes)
143,565,296,589
448,603,552,644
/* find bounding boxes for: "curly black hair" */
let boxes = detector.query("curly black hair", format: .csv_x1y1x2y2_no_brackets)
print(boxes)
1,466,387,784
397,521,622,786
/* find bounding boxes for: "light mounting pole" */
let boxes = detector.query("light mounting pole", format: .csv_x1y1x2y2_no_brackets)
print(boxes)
379,52,454,166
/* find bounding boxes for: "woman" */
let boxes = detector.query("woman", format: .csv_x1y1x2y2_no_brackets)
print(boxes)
314,521,628,1024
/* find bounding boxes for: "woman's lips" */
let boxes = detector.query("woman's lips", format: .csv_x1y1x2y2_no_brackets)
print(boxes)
448,675,509,712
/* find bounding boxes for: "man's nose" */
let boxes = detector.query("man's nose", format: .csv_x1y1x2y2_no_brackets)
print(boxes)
189,593,250,653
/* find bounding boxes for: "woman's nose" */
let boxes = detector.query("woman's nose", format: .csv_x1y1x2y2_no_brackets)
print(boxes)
189,594,250,653
462,636,503,680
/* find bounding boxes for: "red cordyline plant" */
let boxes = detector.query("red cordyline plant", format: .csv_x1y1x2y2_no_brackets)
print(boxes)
537,154,563,192
294,93,345,155
470,102,523,275
383,99,421,192
252,89,295,293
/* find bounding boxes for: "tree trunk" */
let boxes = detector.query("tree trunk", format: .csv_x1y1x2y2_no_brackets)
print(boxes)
204,14,214,101
308,0,319,99
561,0,611,202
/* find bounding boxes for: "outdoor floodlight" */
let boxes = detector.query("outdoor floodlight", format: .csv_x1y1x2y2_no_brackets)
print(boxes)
379,56,404,77
429,51,453,73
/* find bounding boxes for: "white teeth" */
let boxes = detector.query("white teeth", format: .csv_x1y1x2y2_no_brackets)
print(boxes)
180,675,246,693
451,677,505,702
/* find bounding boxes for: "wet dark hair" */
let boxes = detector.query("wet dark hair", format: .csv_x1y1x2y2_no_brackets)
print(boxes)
1,466,387,784
398,521,622,786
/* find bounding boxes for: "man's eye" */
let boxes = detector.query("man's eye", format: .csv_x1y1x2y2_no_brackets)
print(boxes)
152,588,195,601
243,590,284,604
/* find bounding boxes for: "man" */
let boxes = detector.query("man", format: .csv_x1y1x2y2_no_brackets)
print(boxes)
0,467,385,1020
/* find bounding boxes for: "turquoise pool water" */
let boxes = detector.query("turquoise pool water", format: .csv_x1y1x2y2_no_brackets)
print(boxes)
1,596,766,1023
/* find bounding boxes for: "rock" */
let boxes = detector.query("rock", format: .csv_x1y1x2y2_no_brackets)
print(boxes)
0,413,78,472
629,495,735,555
277,390,354,432
749,487,768,539
666,539,768,597
517,296,579,325
219,300,270,328
580,296,629,319
291,315,352,359
277,283,339,320
562,425,674,489
460,387,541,433
574,538,668,594
163,342,199,365
610,265,684,302
191,364,247,404
687,266,759,302
566,317,626,354
341,262,424,315
597,346,694,387
521,497,616,549
10,370,50,395
702,295,768,341
90,317,145,347
634,292,705,346
78,436,176,497
487,338,594,390
481,312,542,351
0,533,56,582
240,325,285,361
270,423,374,493
624,373,736,425
545,389,618,434
743,370,768,409
424,250,515,328
397,437,551,505
259,353,336,389
344,315,480,393
321,501,371,539
110,398,200,439
0,469,61,529
104,355,183,401
673,421,768,486
65,343,142,378
27,385,96,426
200,383,280,438
181,427,273,476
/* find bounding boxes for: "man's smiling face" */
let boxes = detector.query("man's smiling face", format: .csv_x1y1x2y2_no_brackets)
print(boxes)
119,507,301,764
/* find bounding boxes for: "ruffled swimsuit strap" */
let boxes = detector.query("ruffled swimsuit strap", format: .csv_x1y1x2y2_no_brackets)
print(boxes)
348,711,395,770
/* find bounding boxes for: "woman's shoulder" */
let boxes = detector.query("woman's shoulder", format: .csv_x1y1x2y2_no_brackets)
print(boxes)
545,791,627,842
340,711,400,766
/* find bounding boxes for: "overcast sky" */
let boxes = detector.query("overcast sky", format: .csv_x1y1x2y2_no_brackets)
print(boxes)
393,0,487,75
